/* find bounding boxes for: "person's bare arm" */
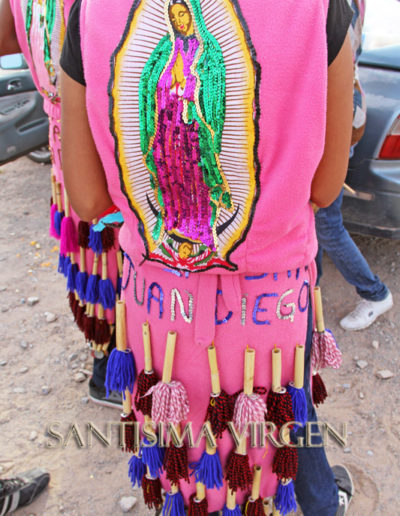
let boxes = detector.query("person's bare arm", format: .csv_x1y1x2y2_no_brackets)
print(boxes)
61,70,113,221
311,33,353,208
0,0,21,55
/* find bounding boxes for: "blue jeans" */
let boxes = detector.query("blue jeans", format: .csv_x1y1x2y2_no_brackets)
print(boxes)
292,299,339,516
315,189,388,301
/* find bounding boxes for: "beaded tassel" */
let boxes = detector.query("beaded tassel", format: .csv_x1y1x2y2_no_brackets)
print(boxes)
312,372,328,406
242,497,264,516
164,443,190,485
135,370,159,416
188,493,208,516
142,475,163,510
225,451,252,492
121,391,137,453
205,390,234,439
272,446,298,480
78,220,90,248
266,390,294,430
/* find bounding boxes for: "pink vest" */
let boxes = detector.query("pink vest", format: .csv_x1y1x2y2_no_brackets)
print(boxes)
81,0,329,275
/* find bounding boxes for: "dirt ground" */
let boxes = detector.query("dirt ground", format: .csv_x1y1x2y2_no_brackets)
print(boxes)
0,157,398,516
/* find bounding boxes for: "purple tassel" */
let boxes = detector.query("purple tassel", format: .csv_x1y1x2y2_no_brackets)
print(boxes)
58,254,65,274
67,263,79,292
189,449,223,490
49,204,58,238
163,491,185,516
275,479,297,516
89,226,103,254
141,437,165,479
76,271,88,301
128,454,146,488
105,348,136,397
60,216,78,254
287,383,308,432
85,273,100,304
99,278,116,310
222,505,241,515
54,210,64,238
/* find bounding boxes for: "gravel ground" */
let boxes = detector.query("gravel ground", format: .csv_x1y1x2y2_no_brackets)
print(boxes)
0,157,398,515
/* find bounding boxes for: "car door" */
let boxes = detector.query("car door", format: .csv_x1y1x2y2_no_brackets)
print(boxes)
0,53,49,166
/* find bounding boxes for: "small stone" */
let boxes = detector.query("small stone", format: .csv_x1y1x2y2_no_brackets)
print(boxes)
27,297,40,306
13,387,25,394
79,352,87,362
376,370,394,380
74,372,86,383
356,360,368,370
343,447,351,454
0,286,6,292
353,356,359,361
359,392,365,399
342,383,351,389
20,341,28,350
70,363,79,370
367,450,374,456
1,307,8,313
20,298,25,304
81,397,89,404
78,368,92,377
119,496,137,512
19,366,29,374
0,361,7,366
372,340,380,350
29,431,38,441
44,312,57,323
41,385,51,395
68,352,78,362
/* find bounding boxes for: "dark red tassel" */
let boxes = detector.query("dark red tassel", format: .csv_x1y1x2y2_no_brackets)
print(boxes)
134,370,159,416
141,475,162,509
243,496,264,516
121,411,137,453
78,221,90,248
75,303,86,332
267,390,295,429
84,313,96,341
188,493,208,515
205,389,234,438
68,291,78,316
272,446,298,480
312,373,328,406
164,443,190,485
94,317,110,345
101,226,115,252
225,451,253,492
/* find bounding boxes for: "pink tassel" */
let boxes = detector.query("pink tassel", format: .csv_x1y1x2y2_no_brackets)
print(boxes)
146,380,189,425
60,216,78,255
233,392,267,435
311,329,342,371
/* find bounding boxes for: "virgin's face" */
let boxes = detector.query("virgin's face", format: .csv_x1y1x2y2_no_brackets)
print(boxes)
169,4,193,36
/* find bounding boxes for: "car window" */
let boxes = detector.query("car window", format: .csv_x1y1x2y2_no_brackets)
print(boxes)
363,0,400,50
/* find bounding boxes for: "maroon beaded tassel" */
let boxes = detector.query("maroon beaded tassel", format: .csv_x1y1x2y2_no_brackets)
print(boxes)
164,443,190,485
142,474,163,509
188,491,208,515
135,322,159,416
78,221,90,248
121,390,137,453
101,226,115,252
225,449,253,492
312,372,328,406
272,446,298,480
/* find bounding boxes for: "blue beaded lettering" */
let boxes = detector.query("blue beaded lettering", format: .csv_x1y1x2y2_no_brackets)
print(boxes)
245,273,268,281
215,289,232,325
121,252,135,291
298,281,309,313
147,282,164,318
252,293,278,325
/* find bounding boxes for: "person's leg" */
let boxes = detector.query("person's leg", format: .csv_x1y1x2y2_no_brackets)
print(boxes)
315,190,388,301
292,300,339,516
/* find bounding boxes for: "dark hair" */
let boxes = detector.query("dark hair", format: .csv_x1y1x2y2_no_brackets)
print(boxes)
169,0,189,8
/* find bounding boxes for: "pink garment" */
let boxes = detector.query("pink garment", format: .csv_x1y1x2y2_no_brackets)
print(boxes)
9,0,119,324
78,0,328,508
122,256,316,509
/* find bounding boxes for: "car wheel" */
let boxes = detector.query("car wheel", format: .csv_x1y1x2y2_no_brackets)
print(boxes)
27,146,51,164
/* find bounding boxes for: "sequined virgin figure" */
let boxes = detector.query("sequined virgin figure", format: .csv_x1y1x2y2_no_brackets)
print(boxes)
139,0,232,269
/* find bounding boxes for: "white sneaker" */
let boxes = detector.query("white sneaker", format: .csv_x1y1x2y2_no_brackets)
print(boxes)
340,291,393,331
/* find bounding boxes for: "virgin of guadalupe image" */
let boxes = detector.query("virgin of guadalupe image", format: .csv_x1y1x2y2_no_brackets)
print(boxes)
24,0,64,100
139,0,234,270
